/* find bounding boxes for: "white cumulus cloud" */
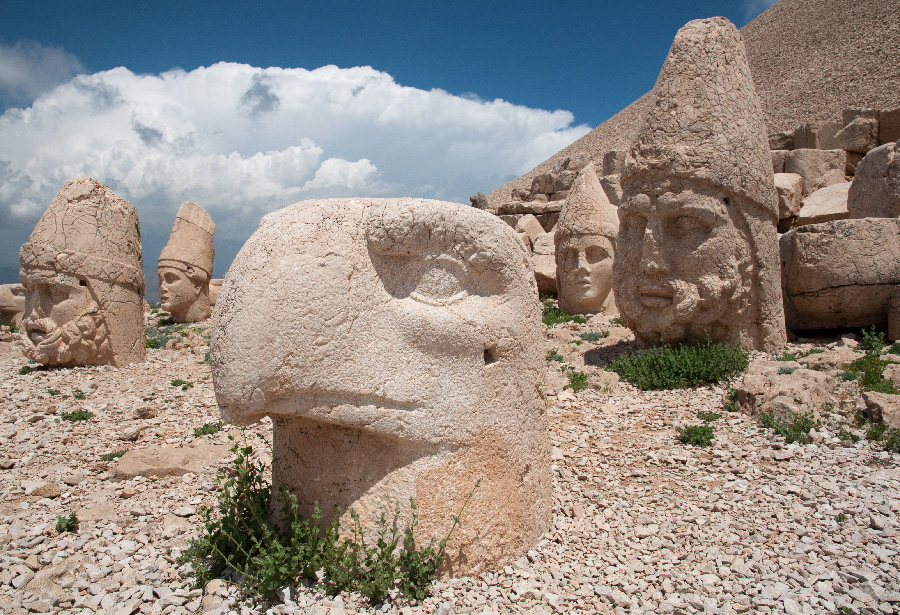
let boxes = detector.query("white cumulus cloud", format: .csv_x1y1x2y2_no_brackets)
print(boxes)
743,0,778,20
0,60,590,273
0,40,85,109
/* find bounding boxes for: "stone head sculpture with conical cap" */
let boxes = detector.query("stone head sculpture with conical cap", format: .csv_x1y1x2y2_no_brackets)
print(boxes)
158,202,215,323
19,178,145,367
555,163,619,315
612,17,786,351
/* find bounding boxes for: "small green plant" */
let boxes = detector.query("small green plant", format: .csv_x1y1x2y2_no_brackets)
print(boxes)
778,351,797,362
882,428,900,453
759,411,821,444
55,512,79,533
565,369,589,393
567,339,583,346
610,316,624,326
546,350,563,363
194,421,224,437
541,300,589,326
72,389,86,400
48,389,61,396
60,409,94,422
18,365,32,375
778,366,798,375
859,326,886,356
0,319,17,332
181,436,471,602
867,422,887,442
676,424,715,447
887,342,900,355
723,388,739,412
838,607,859,615
608,340,749,390
836,427,854,442
202,351,211,364
100,450,127,462
171,379,194,391
836,513,848,523
847,354,897,393
697,410,721,423
578,331,610,342
840,370,858,382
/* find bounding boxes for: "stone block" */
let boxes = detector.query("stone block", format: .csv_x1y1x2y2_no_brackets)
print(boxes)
796,182,850,226
784,149,846,196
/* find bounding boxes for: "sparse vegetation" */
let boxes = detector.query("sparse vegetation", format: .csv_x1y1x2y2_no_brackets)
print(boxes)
759,411,820,444
676,424,715,447
836,513,848,523
60,409,94,422
541,300,589,326
608,341,749,390
859,326,886,356
194,421,224,437
563,368,589,393
610,317,624,326
723,388,739,412
578,331,609,342
546,350,563,363
171,379,194,391
72,389,86,400
181,437,472,602
55,512,79,533
48,389,61,396
846,354,897,394
697,410,721,423
778,366,798,375
18,365,32,375
100,450,127,462
0,319,17,332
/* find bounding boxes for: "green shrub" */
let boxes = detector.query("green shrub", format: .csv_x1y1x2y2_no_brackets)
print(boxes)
887,342,900,355
564,369,589,393
840,370,858,382
72,390,86,400
778,366,797,375
836,513,848,523
723,388,739,412
546,350,563,363
759,411,820,444
847,354,897,393
48,389,61,396
578,331,609,342
859,326,886,356
0,319,17,332
676,424,715,447
18,365,32,375
194,421,224,437
697,410,721,423
55,513,79,533
867,422,887,441
610,317,624,326
608,341,749,390
60,409,94,422
181,437,471,602
100,450,127,462
541,300,588,326
171,379,194,391
778,352,797,362
883,428,900,453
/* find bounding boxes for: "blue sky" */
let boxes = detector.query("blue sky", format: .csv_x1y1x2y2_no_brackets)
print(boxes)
0,0,776,289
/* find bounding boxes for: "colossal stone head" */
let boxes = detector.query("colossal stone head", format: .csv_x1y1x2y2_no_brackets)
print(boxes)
19,178,145,367
613,17,786,351
555,163,619,315
0,284,26,327
158,202,215,323
211,198,550,575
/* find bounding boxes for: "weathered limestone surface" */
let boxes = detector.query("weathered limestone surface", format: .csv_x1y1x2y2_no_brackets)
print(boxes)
211,198,550,575
613,17,785,351
555,164,618,316
515,214,545,254
532,232,557,296
158,202,215,323
208,278,224,307
732,359,835,420
833,116,879,154
847,140,900,219
0,284,26,327
19,178,145,367
780,218,900,333
774,173,804,230
880,108,900,145
862,391,900,429
784,149,847,196
796,182,851,226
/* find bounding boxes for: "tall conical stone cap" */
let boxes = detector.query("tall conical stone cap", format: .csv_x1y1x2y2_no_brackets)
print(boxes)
622,17,776,214
159,202,215,276
19,178,144,292
557,163,619,239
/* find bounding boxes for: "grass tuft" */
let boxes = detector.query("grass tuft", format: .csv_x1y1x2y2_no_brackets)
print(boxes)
194,421,224,437
100,450,127,462
759,411,820,444
608,341,749,390
541,300,588,326
60,409,94,422
55,512,79,533
676,424,715,447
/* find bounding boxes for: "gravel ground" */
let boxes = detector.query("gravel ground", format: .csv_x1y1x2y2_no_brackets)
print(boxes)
0,310,898,615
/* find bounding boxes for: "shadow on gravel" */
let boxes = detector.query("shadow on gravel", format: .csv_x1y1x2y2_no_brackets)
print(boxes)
584,338,640,369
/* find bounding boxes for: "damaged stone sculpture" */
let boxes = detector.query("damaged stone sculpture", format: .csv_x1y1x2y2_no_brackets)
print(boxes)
158,202,215,323
613,17,786,351
0,284,26,327
555,163,618,315
19,178,145,367
211,197,551,575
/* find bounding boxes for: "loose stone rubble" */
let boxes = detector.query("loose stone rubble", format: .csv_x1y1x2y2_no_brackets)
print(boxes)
18,178,145,368
2,306,899,615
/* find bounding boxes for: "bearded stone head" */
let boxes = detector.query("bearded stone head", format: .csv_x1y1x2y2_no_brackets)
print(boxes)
612,17,785,351
19,178,145,367
211,197,550,575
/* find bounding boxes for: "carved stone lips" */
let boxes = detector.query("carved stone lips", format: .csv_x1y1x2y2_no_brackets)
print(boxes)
638,283,675,308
